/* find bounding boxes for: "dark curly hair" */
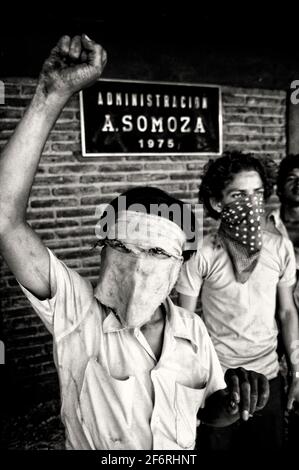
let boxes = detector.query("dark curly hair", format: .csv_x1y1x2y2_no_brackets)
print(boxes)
199,151,274,219
277,154,299,198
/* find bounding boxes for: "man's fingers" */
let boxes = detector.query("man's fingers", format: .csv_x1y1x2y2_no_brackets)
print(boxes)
287,395,294,411
69,35,82,60
256,374,270,410
240,379,250,421
80,51,88,63
225,369,240,403
225,369,269,421
81,33,96,51
227,397,239,416
101,48,108,68
57,35,71,56
230,375,240,404
81,34,107,70
248,373,258,415
226,368,252,420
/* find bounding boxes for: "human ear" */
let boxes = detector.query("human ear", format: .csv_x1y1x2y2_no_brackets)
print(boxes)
209,197,223,214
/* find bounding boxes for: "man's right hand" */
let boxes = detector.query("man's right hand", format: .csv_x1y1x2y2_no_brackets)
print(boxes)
38,34,107,100
198,367,269,428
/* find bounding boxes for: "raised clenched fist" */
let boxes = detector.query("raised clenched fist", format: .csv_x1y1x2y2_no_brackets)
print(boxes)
38,34,107,99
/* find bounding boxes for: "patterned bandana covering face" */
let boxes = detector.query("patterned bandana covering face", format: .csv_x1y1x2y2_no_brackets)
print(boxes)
218,194,265,283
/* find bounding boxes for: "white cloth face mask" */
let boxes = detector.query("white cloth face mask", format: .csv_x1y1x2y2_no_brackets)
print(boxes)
94,242,183,328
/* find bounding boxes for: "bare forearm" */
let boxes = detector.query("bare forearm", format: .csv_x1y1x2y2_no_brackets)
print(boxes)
0,87,67,229
280,309,299,373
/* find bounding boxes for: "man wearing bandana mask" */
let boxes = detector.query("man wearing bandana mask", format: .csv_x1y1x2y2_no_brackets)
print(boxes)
177,152,299,450
0,37,269,450
218,193,264,283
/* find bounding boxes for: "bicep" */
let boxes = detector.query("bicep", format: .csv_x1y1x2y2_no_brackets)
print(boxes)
178,293,198,312
0,222,51,300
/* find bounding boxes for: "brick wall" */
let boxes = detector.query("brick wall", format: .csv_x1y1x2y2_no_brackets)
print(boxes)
0,78,287,409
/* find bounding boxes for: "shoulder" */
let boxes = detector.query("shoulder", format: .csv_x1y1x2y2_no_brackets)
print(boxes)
264,208,289,238
262,230,295,270
190,233,223,264
46,248,96,316
263,229,293,252
172,302,210,341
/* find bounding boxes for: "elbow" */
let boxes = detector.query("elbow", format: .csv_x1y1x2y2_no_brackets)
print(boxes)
0,206,22,238
279,308,298,327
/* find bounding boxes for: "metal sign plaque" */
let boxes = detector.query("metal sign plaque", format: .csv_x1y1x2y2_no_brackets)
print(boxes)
80,79,222,157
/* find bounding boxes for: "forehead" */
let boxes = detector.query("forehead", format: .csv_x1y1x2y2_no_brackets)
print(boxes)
225,170,263,191
117,224,181,246
110,211,186,255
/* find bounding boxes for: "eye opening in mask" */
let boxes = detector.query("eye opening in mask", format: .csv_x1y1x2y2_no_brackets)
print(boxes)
91,238,131,253
94,238,182,260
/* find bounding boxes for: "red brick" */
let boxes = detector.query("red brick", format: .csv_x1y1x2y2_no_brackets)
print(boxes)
0,120,20,130
47,239,81,249
5,97,31,107
54,121,80,131
26,210,55,220
224,125,263,135
49,131,80,142
55,226,94,238
51,143,80,153
5,84,21,95
98,163,143,172
21,84,36,95
30,198,78,208
222,93,246,105
31,188,51,197
246,97,285,107
127,173,168,182
33,175,78,185
56,207,95,218
0,108,24,119
57,111,77,121
80,174,127,183
52,186,99,196
81,195,109,206
143,163,186,171
170,173,201,180
245,116,283,125
48,164,97,174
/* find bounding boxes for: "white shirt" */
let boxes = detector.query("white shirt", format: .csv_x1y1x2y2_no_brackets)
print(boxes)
176,230,296,379
19,249,226,450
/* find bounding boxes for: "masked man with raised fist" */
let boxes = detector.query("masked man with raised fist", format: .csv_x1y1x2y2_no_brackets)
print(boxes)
0,35,269,450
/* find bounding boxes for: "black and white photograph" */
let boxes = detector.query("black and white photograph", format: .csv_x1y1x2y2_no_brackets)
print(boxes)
0,5,299,457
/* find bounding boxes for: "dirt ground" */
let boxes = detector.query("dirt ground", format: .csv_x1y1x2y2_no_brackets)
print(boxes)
2,398,298,450
1,400,65,450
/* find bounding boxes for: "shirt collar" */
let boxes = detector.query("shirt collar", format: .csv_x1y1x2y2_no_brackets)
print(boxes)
164,297,198,352
101,297,198,351
102,307,124,333
266,208,289,238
